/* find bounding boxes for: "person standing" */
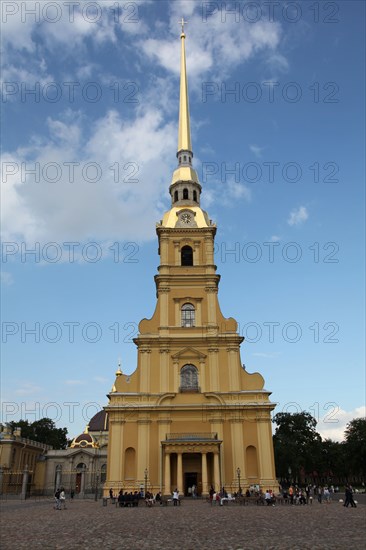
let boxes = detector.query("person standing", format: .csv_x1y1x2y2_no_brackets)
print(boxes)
172,488,179,506
60,488,66,509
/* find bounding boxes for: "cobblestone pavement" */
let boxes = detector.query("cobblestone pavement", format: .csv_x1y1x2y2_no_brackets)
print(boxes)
0,498,365,550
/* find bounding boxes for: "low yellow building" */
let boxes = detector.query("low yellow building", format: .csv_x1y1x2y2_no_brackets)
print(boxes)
105,27,277,497
0,425,51,496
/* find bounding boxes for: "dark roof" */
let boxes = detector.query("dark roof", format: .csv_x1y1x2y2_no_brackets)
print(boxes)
88,410,109,432
74,433,93,444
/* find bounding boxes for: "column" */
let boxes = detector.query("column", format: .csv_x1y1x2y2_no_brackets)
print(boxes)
230,420,245,487
140,348,151,392
196,299,202,326
177,452,183,493
174,241,180,265
80,468,86,497
55,467,61,490
227,346,239,390
159,288,170,327
173,359,179,392
160,236,169,264
204,235,213,265
193,241,200,265
208,348,219,391
213,453,220,492
164,452,171,495
174,298,180,326
160,349,170,392
21,465,29,500
0,466,3,495
199,359,206,392
107,420,123,486
201,453,208,496
206,287,217,325
257,415,276,487
137,420,150,482
210,418,224,486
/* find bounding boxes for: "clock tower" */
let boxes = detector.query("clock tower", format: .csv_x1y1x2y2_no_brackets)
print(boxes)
105,27,277,496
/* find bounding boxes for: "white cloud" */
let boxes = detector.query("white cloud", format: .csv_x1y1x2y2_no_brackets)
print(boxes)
249,144,264,158
140,5,284,87
64,379,85,386
317,406,366,442
14,383,42,396
266,53,289,73
288,206,308,226
227,180,251,201
1,107,176,244
1,271,14,286
93,376,109,383
270,235,281,242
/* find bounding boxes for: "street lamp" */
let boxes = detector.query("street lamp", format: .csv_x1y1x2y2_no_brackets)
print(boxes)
236,467,241,495
94,474,99,501
144,468,148,496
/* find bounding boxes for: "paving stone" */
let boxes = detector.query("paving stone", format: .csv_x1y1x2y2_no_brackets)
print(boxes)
0,498,365,549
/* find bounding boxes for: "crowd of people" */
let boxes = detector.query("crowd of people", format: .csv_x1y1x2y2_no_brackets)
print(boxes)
54,483,358,509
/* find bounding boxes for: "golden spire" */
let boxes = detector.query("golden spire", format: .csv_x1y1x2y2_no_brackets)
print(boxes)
178,18,192,153
115,357,122,377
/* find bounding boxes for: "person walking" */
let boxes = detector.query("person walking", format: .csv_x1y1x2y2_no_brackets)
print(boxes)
344,485,357,508
54,488,61,510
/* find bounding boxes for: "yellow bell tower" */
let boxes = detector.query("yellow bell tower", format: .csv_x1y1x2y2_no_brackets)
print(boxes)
105,25,277,496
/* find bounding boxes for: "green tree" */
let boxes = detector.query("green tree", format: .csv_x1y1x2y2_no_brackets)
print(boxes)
319,439,347,482
344,417,366,479
272,412,322,483
9,418,68,449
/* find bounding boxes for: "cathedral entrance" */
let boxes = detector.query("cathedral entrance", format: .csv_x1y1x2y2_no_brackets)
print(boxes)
162,441,222,496
184,472,198,496
75,472,81,493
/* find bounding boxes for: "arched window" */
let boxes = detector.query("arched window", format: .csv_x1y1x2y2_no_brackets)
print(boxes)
181,246,193,266
183,188,189,200
193,190,197,202
174,190,178,202
100,463,107,483
180,364,199,391
184,155,187,162
189,156,191,163
181,303,195,327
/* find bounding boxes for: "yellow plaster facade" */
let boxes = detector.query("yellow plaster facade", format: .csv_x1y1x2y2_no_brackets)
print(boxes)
105,29,277,497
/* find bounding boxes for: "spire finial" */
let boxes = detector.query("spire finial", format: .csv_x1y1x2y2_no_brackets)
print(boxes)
116,357,122,377
177,20,192,153
180,17,187,36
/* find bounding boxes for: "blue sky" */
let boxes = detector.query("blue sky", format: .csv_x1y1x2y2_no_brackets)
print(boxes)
1,0,365,441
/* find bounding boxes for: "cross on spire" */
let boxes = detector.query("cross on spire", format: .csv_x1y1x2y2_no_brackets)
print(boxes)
180,18,187,34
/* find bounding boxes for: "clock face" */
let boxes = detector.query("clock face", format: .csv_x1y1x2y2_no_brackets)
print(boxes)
181,213,192,224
